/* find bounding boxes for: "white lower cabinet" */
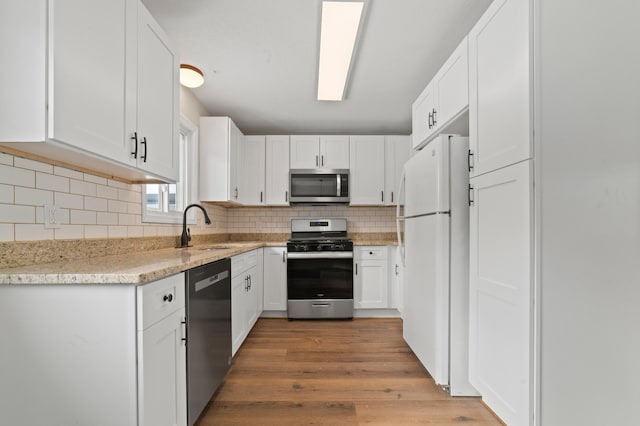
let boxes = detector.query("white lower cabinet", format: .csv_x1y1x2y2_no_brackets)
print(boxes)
354,246,389,309
263,246,287,311
469,160,532,426
231,250,262,356
0,273,186,426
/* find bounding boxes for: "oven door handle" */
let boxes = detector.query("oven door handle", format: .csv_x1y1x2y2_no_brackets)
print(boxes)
287,252,353,259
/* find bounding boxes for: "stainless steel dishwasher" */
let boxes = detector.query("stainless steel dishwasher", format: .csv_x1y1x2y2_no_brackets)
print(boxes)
185,258,232,426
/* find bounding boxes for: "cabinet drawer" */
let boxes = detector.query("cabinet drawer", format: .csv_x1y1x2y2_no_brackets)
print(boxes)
137,273,185,331
231,250,258,278
355,246,388,260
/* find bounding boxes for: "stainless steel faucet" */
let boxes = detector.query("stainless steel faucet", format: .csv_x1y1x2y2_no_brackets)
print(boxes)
180,204,212,247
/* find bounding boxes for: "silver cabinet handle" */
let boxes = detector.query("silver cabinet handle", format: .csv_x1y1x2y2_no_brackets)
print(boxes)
260,191,263,203
282,251,286,263
140,137,147,162
381,190,384,203
285,190,288,202
355,263,358,275
131,132,138,159
316,155,319,167
321,155,324,166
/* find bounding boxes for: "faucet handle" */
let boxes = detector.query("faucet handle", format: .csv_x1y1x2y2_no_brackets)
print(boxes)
187,227,191,242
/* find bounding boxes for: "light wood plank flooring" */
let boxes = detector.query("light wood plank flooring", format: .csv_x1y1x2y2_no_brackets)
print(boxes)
195,318,502,425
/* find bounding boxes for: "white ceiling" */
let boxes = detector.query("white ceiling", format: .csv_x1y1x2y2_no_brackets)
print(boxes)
142,0,492,135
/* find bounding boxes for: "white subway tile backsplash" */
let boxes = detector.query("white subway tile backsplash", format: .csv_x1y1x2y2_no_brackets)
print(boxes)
54,166,84,180
70,179,97,197
108,225,128,238
15,224,53,241
0,164,35,187
118,188,139,203
14,157,53,173
96,184,119,200
118,213,136,225
108,199,128,213
107,179,128,190
0,153,13,166
84,196,108,212
85,225,108,239
55,192,84,209
143,226,158,237
127,202,142,215
14,187,54,206
54,225,84,240
97,212,118,225
70,210,97,225
36,172,70,192
0,224,14,241
0,184,13,203
0,204,35,223
83,173,107,185
127,226,144,237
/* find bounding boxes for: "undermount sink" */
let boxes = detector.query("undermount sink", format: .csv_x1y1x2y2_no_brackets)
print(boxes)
193,246,233,251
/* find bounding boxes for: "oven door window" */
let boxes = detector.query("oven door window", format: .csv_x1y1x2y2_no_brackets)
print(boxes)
287,257,353,299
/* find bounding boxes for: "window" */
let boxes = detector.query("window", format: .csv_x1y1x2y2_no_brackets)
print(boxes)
142,116,198,224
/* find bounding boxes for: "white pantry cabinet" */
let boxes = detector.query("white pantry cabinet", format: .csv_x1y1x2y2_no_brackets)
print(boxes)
265,135,290,205
412,36,469,149
468,0,530,177
199,117,244,203
384,135,412,206
0,0,179,182
242,136,266,205
349,136,386,205
262,246,287,311
0,273,187,426
231,250,262,355
290,135,349,169
354,246,389,309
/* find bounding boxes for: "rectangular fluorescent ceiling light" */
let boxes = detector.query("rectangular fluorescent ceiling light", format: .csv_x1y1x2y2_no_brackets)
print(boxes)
317,1,364,101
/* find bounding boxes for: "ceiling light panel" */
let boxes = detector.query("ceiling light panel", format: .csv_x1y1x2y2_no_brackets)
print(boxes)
317,1,365,101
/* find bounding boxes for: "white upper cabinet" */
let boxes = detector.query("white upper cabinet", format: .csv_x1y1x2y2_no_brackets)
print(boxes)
0,0,179,182
135,2,179,181
384,135,411,206
265,135,290,205
290,135,349,169
242,136,266,205
199,117,244,204
349,136,386,206
412,36,469,149
468,0,531,177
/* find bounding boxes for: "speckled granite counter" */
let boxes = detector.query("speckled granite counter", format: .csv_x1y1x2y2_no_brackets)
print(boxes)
0,233,396,285
0,242,280,285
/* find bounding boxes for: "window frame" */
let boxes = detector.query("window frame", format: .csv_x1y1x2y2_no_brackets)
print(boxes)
141,115,199,224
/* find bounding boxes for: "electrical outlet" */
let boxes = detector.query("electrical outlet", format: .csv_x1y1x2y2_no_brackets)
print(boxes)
44,204,61,229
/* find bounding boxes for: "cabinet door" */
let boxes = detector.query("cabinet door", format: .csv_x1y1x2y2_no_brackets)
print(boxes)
242,136,266,205
138,308,187,426
265,136,290,205
354,247,389,309
231,273,247,356
136,2,179,181
229,120,243,202
290,135,320,169
49,0,134,166
384,135,411,206
245,266,260,331
320,135,349,169
411,82,436,149
469,0,531,177
469,161,532,426
263,247,287,311
349,136,385,205
434,36,469,129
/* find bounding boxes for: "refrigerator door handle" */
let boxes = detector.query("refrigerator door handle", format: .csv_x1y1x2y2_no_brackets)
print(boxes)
396,168,407,267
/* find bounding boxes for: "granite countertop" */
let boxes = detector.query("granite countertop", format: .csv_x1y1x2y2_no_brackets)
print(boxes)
0,236,397,286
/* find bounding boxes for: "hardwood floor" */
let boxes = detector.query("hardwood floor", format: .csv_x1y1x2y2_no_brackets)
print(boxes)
195,318,502,425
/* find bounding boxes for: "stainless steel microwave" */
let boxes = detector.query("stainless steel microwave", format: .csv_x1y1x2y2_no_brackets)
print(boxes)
289,169,349,204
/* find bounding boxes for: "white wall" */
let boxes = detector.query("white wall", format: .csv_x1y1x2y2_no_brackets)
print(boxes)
537,1,640,424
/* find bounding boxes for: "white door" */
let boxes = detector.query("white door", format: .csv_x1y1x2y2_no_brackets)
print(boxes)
290,135,319,169
319,135,349,169
404,136,449,217
138,308,187,426
468,0,531,177
242,136,266,205
245,266,259,330
49,0,133,166
469,160,532,426
435,36,469,128
263,247,287,311
349,135,385,205
265,136,290,205
411,82,436,149
136,3,179,181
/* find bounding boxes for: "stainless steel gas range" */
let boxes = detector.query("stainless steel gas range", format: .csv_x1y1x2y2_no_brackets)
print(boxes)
287,218,354,319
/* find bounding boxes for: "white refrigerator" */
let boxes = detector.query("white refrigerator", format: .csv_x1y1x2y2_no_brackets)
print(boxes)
397,134,477,396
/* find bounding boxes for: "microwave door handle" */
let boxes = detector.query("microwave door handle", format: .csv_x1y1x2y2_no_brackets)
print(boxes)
336,174,341,196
